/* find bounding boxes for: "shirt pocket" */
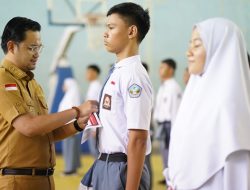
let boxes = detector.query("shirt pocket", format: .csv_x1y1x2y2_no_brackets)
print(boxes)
37,95,48,109
37,95,48,114
26,100,36,114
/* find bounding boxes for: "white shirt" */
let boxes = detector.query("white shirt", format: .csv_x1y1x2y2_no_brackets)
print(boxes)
154,78,182,124
58,78,81,111
85,79,102,101
58,78,81,124
168,18,250,189
99,55,153,155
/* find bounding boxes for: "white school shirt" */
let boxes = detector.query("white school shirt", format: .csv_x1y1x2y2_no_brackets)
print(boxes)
85,80,102,101
98,55,153,155
153,78,182,124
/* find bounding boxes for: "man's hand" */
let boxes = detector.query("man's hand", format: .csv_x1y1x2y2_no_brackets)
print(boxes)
77,115,89,130
78,100,98,117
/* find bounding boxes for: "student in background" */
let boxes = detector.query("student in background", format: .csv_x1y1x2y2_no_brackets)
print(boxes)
58,78,82,175
85,64,102,158
153,58,182,185
85,64,102,102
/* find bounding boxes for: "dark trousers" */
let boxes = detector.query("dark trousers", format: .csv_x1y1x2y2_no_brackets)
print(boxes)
156,121,171,168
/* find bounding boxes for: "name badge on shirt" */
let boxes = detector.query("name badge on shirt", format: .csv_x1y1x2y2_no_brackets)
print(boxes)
102,94,112,110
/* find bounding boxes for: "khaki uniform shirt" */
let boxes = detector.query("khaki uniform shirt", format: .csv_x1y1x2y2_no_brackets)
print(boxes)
0,59,56,169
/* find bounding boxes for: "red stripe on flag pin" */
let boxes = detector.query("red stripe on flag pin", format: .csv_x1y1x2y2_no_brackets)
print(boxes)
111,81,115,85
5,83,18,91
89,113,98,126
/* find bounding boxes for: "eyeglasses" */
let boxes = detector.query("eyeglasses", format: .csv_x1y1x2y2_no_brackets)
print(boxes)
14,42,44,54
27,45,44,54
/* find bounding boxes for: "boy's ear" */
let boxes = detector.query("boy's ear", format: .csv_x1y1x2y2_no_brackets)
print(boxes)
128,25,138,40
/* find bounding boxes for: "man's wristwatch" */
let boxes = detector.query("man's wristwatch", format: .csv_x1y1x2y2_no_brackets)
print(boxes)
73,120,83,132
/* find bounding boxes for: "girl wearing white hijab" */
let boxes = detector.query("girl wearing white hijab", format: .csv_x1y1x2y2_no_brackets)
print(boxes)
166,18,250,190
58,78,82,175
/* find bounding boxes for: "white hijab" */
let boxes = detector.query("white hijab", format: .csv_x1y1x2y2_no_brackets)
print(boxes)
58,78,81,112
168,18,250,189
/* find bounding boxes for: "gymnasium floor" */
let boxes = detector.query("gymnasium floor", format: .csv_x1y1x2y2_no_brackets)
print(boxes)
54,154,166,190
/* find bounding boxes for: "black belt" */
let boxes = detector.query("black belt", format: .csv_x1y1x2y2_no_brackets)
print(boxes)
1,168,54,176
99,153,127,162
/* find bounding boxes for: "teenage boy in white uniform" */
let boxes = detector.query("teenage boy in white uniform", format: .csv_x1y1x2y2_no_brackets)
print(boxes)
80,2,153,190
154,59,182,184
85,64,102,158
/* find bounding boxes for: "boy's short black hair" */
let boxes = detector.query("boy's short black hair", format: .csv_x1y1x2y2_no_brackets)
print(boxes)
87,64,101,75
107,2,150,43
1,17,41,54
162,58,177,71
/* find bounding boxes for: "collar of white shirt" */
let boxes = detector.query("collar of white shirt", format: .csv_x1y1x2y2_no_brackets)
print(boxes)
115,55,141,68
163,78,174,85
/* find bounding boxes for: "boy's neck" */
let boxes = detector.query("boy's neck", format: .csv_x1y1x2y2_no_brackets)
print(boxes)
89,79,96,82
116,44,139,62
161,76,173,82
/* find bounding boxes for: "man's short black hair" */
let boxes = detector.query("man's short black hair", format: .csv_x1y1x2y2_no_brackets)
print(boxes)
107,2,150,43
1,17,41,54
87,64,101,75
162,58,177,71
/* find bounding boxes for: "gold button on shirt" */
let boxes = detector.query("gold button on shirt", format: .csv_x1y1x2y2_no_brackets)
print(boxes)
0,59,56,169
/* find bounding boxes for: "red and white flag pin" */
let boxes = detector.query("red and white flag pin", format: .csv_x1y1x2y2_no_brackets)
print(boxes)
81,112,102,144
88,112,101,126
5,83,18,91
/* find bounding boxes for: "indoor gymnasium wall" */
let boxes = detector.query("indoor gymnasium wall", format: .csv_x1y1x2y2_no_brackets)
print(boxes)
0,0,249,96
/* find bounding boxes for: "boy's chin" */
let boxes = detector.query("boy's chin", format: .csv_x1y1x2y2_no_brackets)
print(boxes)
105,47,115,53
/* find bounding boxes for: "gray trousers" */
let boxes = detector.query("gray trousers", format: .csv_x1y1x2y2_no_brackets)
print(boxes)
155,121,171,168
80,159,150,190
62,134,81,172
160,144,169,168
145,154,152,190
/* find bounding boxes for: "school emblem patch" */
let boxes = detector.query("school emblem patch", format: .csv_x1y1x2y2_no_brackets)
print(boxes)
102,94,112,110
128,84,142,98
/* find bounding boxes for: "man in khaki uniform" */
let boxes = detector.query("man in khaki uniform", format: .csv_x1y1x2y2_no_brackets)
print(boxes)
0,17,98,190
